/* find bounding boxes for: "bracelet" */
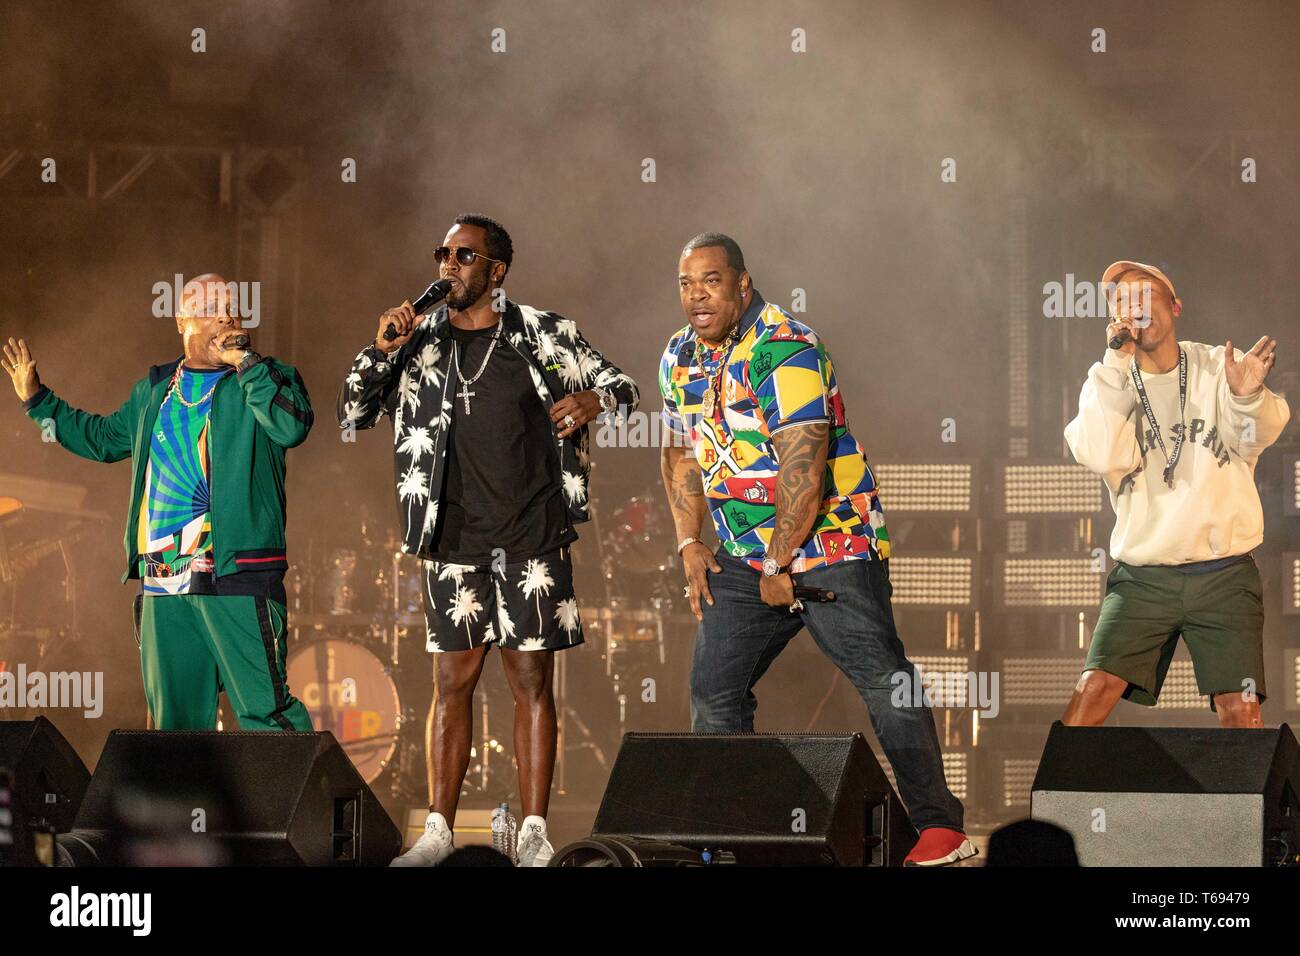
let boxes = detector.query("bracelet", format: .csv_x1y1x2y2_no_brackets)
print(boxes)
677,536,701,555
594,386,617,414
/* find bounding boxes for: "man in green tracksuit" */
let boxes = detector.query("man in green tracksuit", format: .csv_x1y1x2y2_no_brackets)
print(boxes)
2,274,314,731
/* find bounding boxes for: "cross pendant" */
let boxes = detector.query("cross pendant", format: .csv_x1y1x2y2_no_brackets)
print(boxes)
456,382,475,414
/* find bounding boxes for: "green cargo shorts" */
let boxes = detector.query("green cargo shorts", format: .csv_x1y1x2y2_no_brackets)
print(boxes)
1083,557,1266,708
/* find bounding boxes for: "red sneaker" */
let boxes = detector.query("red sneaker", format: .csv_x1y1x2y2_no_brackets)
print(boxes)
903,827,978,867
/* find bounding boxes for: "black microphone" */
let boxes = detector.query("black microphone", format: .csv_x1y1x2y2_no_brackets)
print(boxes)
1108,328,1133,350
383,278,454,341
793,586,836,603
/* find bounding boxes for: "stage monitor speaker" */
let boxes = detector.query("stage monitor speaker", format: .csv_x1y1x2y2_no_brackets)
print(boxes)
591,732,916,866
1031,721,1300,866
0,716,90,833
66,730,402,866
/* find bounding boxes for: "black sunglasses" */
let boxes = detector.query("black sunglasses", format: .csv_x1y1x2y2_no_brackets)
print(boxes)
434,245,504,267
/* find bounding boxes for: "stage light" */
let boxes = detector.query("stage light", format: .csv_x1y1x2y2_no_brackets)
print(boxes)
997,556,1104,609
1001,757,1039,809
889,555,975,607
874,463,973,513
999,656,1086,707
1283,554,1300,615
1283,456,1300,515
908,655,975,708
878,750,970,802
1286,649,1300,711
1153,661,1206,710
998,462,1104,515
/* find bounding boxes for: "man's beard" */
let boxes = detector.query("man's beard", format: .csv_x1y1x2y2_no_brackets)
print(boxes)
447,273,490,310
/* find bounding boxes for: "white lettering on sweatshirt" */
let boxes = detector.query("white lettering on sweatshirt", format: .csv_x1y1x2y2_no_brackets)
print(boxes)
1064,340,1290,565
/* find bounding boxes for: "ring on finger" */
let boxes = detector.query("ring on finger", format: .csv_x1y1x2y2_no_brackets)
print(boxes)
562,414,577,429
683,585,691,598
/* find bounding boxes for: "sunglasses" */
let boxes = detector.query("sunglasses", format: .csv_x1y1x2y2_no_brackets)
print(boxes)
434,245,504,267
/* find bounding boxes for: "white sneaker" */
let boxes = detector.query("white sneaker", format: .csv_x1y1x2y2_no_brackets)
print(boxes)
515,816,554,867
390,812,454,867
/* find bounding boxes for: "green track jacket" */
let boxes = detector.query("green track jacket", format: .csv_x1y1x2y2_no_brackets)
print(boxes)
23,356,313,583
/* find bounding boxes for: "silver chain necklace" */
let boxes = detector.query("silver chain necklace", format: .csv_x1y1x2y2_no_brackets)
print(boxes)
452,320,503,415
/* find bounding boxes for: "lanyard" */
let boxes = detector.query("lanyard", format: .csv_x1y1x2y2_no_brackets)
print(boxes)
1130,347,1187,488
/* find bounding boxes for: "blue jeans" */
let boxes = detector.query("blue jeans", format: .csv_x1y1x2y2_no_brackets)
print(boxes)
691,550,964,832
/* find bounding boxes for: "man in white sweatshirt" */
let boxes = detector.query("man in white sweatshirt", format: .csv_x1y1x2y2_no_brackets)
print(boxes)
1062,260,1290,727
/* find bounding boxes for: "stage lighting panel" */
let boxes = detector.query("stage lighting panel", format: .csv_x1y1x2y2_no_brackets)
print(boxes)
889,555,976,608
907,655,976,708
874,463,973,514
998,655,1086,707
997,555,1104,609
1284,455,1300,515
1286,648,1300,711
998,461,1104,515
1153,661,1206,710
880,750,970,802
1284,554,1300,615
1000,757,1039,809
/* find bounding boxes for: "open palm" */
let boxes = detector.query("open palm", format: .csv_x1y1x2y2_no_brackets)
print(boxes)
1,337,41,402
1225,335,1277,397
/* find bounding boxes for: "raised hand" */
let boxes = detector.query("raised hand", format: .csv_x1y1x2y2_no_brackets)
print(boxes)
1225,335,1277,397
1,337,41,402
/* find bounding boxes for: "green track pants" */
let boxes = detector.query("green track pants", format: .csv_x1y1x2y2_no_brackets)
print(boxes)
134,593,313,731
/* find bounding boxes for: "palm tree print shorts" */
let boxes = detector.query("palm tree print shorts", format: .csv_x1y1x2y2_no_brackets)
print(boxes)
422,545,585,653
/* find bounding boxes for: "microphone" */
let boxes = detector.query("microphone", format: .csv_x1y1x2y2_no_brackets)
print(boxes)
221,332,251,350
1108,328,1132,350
793,586,836,603
383,278,454,341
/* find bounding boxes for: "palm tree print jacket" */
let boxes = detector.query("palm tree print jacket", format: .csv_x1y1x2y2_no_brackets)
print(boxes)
336,300,640,560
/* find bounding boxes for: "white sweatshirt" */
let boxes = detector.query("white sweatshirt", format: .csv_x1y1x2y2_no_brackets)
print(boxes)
1064,340,1291,566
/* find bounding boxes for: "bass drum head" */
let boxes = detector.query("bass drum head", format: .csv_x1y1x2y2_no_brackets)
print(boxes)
287,638,401,783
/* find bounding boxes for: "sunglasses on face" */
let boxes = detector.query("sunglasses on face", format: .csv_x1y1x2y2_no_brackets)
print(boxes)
434,246,504,267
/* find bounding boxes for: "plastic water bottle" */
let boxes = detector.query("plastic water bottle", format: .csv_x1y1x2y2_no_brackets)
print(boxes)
491,803,517,863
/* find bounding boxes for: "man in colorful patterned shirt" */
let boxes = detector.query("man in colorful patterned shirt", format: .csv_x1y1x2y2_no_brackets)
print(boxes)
658,233,974,866
4,274,313,733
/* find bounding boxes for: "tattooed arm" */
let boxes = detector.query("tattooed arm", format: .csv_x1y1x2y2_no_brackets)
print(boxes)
760,421,830,606
661,443,720,621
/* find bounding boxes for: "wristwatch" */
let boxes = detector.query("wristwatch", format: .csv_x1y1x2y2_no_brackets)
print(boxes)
236,350,263,374
761,556,790,578
593,386,617,414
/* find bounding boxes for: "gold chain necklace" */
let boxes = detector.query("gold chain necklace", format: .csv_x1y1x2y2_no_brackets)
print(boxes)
696,320,742,419
164,364,223,409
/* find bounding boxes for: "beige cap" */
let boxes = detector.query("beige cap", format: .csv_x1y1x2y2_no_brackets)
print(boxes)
1101,260,1178,304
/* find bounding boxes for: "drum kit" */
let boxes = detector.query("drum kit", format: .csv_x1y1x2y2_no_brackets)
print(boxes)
3,454,697,807
287,487,697,807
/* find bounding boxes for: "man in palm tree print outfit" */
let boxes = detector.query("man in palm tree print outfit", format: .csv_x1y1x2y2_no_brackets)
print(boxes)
338,215,638,866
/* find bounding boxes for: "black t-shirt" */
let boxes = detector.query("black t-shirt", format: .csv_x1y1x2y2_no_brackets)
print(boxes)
429,323,575,563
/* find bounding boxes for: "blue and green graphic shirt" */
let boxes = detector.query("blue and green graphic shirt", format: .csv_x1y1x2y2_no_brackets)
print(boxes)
136,366,230,594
